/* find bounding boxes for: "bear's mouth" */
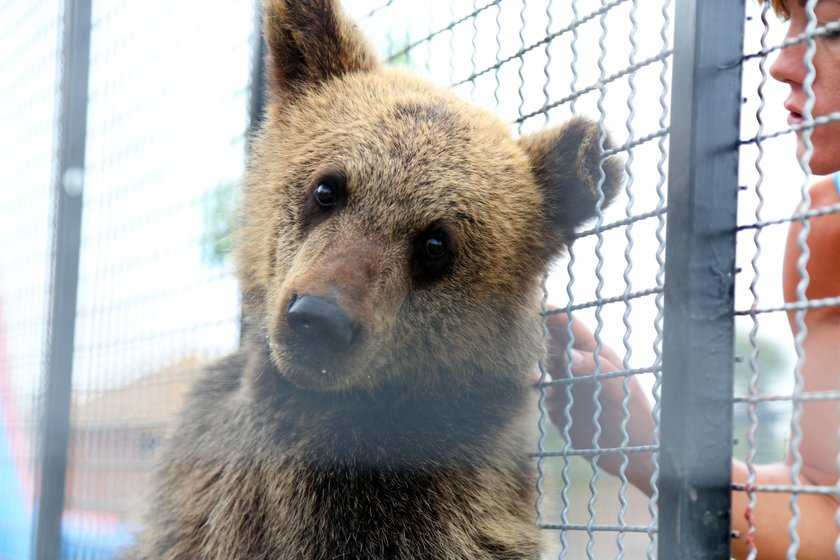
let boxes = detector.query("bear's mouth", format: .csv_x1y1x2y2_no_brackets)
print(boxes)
267,335,358,390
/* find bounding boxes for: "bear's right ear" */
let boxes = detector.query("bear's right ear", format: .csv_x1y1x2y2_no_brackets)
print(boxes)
263,0,379,102
519,117,624,255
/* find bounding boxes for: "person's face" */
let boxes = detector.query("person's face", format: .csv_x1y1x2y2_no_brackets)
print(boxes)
770,0,840,175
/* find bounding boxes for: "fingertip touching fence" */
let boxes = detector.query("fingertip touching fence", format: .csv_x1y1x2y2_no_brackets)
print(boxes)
0,0,837,558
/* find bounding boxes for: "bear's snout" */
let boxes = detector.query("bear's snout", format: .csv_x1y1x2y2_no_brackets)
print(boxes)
286,293,360,355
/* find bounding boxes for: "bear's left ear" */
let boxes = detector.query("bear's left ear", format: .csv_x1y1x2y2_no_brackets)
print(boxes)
519,116,624,254
263,0,379,103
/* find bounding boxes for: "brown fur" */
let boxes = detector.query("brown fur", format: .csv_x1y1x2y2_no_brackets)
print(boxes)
126,1,622,558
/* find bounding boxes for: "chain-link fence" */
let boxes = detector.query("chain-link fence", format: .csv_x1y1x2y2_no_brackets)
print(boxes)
734,1,840,558
359,2,672,554
1,0,256,557
1,0,837,558
0,1,62,555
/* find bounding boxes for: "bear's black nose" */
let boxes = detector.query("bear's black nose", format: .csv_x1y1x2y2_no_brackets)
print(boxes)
286,294,358,353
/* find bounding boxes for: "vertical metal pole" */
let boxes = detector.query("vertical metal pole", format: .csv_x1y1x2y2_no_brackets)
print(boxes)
35,0,91,557
248,0,266,140
660,0,744,558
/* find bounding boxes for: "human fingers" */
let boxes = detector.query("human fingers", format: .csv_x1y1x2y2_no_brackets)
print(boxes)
564,348,623,378
544,310,622,364
546,332,623,377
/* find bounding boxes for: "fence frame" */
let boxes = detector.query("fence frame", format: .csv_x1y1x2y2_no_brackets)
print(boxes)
34,0,92,557
660,0,745,557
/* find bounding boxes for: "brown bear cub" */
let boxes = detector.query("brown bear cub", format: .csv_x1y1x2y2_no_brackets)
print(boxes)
127,0,621,558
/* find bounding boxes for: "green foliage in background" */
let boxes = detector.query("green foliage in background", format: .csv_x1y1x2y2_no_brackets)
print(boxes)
732,326,790,396
201,181,239,267
386,28,415,68
731,325,792,464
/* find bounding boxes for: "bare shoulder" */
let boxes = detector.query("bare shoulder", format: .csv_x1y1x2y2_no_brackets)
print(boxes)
808,174,840,210
783,175,840,323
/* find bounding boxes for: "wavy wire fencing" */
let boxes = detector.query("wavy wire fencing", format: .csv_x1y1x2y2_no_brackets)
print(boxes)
1,0,835,558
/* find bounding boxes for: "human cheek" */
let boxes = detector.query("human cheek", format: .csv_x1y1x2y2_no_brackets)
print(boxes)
816,38,840,109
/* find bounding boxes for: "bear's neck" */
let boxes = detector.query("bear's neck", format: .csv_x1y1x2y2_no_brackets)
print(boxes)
245,338,529,467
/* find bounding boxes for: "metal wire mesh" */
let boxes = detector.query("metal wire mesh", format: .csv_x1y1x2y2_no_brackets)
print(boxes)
0,0,256,557
736,1,840,558
12,1,821,559
67,1,255,555
360,1,672,557
0,0,674,557
0,1,62,556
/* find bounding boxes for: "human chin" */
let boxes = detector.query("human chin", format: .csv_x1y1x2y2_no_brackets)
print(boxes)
796,130,840,176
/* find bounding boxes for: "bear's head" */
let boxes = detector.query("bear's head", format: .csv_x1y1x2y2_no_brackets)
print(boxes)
238,0,622,393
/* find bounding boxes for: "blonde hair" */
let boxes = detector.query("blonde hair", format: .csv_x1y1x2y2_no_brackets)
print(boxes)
758,0,790,19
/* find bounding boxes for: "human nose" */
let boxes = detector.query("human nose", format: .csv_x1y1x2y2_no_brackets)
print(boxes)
770,34,807,87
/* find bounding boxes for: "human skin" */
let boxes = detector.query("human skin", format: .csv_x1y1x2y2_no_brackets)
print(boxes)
729,172,840,559
546,180,840,557
544,1,840,558
729,2,840,557
771,0,840,176
541,313,656,497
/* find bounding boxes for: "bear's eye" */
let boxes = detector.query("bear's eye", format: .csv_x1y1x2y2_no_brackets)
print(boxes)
423,235,447,259
412,226,453,284
313,181,342,208
301,171,347,231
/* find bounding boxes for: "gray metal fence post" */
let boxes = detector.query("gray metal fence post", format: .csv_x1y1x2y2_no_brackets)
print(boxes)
660,0,745,558
248,15,266,139
34,0,92,557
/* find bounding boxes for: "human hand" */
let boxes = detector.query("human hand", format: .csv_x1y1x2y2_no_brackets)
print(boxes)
538,309,656,495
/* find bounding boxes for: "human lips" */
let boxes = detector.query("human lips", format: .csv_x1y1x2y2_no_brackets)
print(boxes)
785,102,804,126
